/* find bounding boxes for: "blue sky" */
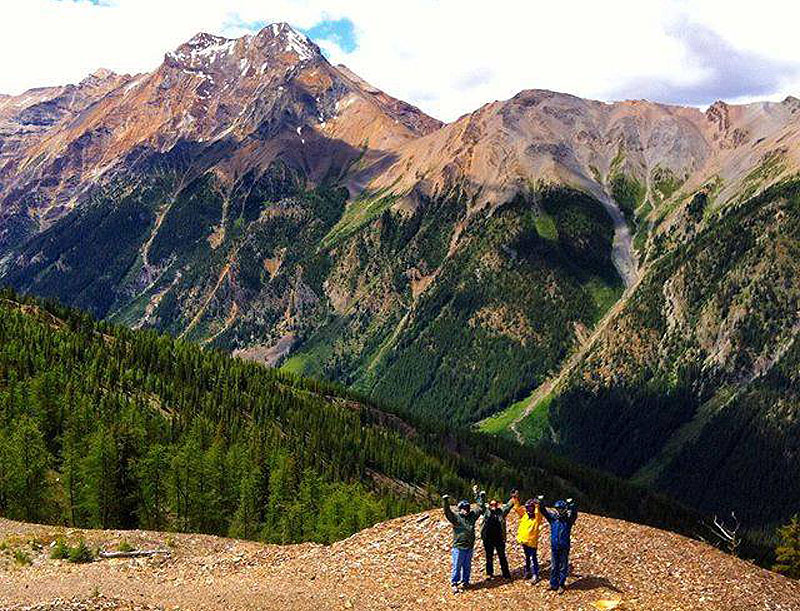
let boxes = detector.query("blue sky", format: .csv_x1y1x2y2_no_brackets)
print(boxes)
7,1,800,121
303,18,357,54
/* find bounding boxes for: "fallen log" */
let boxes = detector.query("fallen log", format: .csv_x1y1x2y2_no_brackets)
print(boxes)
98,549,170,559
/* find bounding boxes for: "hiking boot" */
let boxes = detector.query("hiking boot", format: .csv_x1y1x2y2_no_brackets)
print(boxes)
451,584,460,595
532,576,541,585
557,586,565,595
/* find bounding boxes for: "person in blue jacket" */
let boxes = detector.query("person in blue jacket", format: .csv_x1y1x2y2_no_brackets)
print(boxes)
540,498,578,593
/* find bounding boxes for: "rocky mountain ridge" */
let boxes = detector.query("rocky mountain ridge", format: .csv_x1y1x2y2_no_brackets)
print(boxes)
2,509,799,610
0,23,439,248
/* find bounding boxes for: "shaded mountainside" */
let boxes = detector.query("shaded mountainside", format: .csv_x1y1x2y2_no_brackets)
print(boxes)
0,291,710,548
511,179,800,534
1,509,799,610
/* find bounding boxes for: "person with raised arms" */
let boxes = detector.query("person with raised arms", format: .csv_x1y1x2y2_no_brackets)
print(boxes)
479,490,515,580
442,485,485,594
540,497,578,594
512,490,545,584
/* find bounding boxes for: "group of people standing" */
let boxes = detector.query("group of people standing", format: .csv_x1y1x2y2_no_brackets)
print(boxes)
442,486,578,595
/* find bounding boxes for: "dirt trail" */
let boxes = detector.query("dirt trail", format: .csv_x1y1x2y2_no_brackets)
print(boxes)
1,509,797,611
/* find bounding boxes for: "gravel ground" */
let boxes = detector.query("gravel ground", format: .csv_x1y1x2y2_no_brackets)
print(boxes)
1,510,798,610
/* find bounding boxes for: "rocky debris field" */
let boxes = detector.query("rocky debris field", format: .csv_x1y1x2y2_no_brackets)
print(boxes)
1,510,798,611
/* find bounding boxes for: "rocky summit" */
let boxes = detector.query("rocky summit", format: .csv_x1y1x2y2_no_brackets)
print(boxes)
0,22,798,537
2,509,799,610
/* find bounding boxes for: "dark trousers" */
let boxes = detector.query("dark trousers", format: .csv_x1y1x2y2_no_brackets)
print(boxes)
483,539,511,578
522,544,539,579
550,544,570,589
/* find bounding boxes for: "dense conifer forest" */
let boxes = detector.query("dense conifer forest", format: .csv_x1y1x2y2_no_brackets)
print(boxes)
0,289,708,548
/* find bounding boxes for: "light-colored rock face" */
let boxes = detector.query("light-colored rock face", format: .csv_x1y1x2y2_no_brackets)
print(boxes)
0,23,440,241
3,23,800,247
361,89,800,219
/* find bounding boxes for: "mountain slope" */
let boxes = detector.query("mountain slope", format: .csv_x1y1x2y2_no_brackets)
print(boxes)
2,509,798,610
0,26,626,425
512,179,800,532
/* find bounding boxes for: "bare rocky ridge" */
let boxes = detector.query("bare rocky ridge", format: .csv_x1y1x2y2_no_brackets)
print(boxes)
359,89,800,238
1,510,798,610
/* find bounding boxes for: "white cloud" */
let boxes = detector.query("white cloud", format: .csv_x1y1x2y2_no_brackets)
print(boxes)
2,0,800,121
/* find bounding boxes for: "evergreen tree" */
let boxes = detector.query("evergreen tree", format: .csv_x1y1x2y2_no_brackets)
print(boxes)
8,415,50,522
230,465,264,540
82,426,119,528
137,444,170,530
774,515,800,579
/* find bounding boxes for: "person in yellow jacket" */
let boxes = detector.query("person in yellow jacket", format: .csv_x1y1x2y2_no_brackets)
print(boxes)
512,491,544,584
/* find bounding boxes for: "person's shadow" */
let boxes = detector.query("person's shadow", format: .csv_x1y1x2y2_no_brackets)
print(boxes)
469,561,554,591
566,575,621,592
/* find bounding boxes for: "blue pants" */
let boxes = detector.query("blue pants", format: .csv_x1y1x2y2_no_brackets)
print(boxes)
522,544,539,579
450,547,474,585
550,545,570,589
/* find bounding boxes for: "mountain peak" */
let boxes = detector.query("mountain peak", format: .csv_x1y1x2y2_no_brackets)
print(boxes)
77,67,119,88
165,32,237,68
164,22,321,71
89,67,116,79
186,32,230,48
252,21,320,62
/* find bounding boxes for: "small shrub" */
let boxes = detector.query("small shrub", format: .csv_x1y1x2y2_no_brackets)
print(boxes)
68,540,94,564
13,549,32,566
50,538,70,560
117,540,134,553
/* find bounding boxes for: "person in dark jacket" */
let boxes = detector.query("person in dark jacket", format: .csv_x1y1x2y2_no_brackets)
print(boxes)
442,488,485,594
479,492,514,580
540,498,578,593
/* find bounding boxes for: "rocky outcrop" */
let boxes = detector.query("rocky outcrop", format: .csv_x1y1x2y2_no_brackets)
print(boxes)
1,510,798,610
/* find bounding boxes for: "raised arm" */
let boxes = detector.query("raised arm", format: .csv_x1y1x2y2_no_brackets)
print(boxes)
473,490,487,518
442,495,458,525
510,490,524,516
538,500,555,523
567,500,578,525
